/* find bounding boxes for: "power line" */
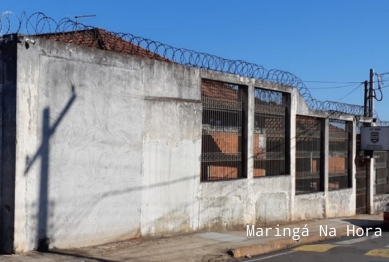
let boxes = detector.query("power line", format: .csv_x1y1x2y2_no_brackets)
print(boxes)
303,76,389,86
336,83,364,102
308,83,359,89
304,77,389,90
303,80,363,84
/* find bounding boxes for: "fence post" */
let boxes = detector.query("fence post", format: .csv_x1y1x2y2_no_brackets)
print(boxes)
323,118,329,217
289,89,297,221
244,83,254,180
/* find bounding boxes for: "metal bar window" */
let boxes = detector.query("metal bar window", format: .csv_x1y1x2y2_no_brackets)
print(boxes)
295,116,322,194
201,79,243,181
374,151,389,194
253,88,288,177
355,132,368,214
328,119,351,190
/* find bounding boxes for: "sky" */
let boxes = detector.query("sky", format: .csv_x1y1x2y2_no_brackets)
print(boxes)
2,1,389,120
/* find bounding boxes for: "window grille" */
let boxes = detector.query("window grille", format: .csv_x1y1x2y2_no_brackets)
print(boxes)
201,79,243,181
328,119,351,190
374,151,389,194
253,88,288,177
295,116,322,194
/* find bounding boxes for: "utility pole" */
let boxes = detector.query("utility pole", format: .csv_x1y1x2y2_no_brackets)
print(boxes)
369,69,374,118
364,69,375,118
364,80,369,117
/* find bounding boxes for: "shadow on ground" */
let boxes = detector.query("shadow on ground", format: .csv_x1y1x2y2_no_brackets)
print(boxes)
341,218,387,232
40,249,119,262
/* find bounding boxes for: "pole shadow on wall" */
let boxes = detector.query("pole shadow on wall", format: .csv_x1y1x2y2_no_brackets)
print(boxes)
24,86,76,252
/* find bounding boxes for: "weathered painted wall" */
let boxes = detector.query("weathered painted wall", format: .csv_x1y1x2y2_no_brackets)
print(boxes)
14,36,202,251
140,60,202,236
13,36,301,252
252,176,291,225
8,33,366,253
198,180,247,230
16,38,146,250
327,189,355,217
294,193,325,220
373,195,389,214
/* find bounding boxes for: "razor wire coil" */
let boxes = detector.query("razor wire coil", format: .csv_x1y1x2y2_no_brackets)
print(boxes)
1,11,386,124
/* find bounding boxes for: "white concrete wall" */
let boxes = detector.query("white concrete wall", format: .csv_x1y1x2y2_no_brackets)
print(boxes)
197,177,291,229
16,39,148,250
252,177,291,225
198,180,247,230
14,37,202,251
140,61,202,236
11,34,362,253
327,189,354,217
294,193,325,220
373,195,389,214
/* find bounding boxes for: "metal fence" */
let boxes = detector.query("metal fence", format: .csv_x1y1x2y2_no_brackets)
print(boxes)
253,88,288,177
295,116,322,194
201,79,243,181
355,135,368,214
356,152,368,214
374,151,389,194
328,119,351,190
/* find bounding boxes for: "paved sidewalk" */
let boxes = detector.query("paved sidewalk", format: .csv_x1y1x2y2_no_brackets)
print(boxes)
1,214,384,262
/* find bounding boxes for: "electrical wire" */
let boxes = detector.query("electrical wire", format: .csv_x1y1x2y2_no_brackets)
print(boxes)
336,83,364,102
303,80,363,84
374,73,384,102
308,84,360,89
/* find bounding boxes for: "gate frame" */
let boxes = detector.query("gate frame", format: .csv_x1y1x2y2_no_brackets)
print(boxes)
355,130,375,215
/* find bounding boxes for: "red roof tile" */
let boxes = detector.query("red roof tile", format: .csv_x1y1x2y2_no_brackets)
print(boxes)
201,80,239,101
34,28,170,62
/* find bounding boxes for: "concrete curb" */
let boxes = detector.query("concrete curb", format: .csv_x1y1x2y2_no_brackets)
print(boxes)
228,224,383,259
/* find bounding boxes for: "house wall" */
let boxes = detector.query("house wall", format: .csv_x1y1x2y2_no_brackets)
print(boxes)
14,36,202,251
373,195,389,214
252,176,291,225
293,193,325,220
7,33,368,253
16,37,141,250
327,189,355,217
292,90,357,220
140,61,202,236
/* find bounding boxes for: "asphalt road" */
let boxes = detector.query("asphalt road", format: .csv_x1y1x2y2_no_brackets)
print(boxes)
239,230,389,262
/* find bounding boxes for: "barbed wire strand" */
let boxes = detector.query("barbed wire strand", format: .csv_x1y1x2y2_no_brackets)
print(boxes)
1,11,388,125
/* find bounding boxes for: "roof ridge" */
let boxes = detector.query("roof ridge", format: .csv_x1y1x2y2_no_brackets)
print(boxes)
33,27,171,62
94,28,109,50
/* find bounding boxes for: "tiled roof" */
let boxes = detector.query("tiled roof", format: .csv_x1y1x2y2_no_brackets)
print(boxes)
34,28,170,62
201,80,239,101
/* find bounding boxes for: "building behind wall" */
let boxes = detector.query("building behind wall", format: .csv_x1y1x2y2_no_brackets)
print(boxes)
0,28,387,254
